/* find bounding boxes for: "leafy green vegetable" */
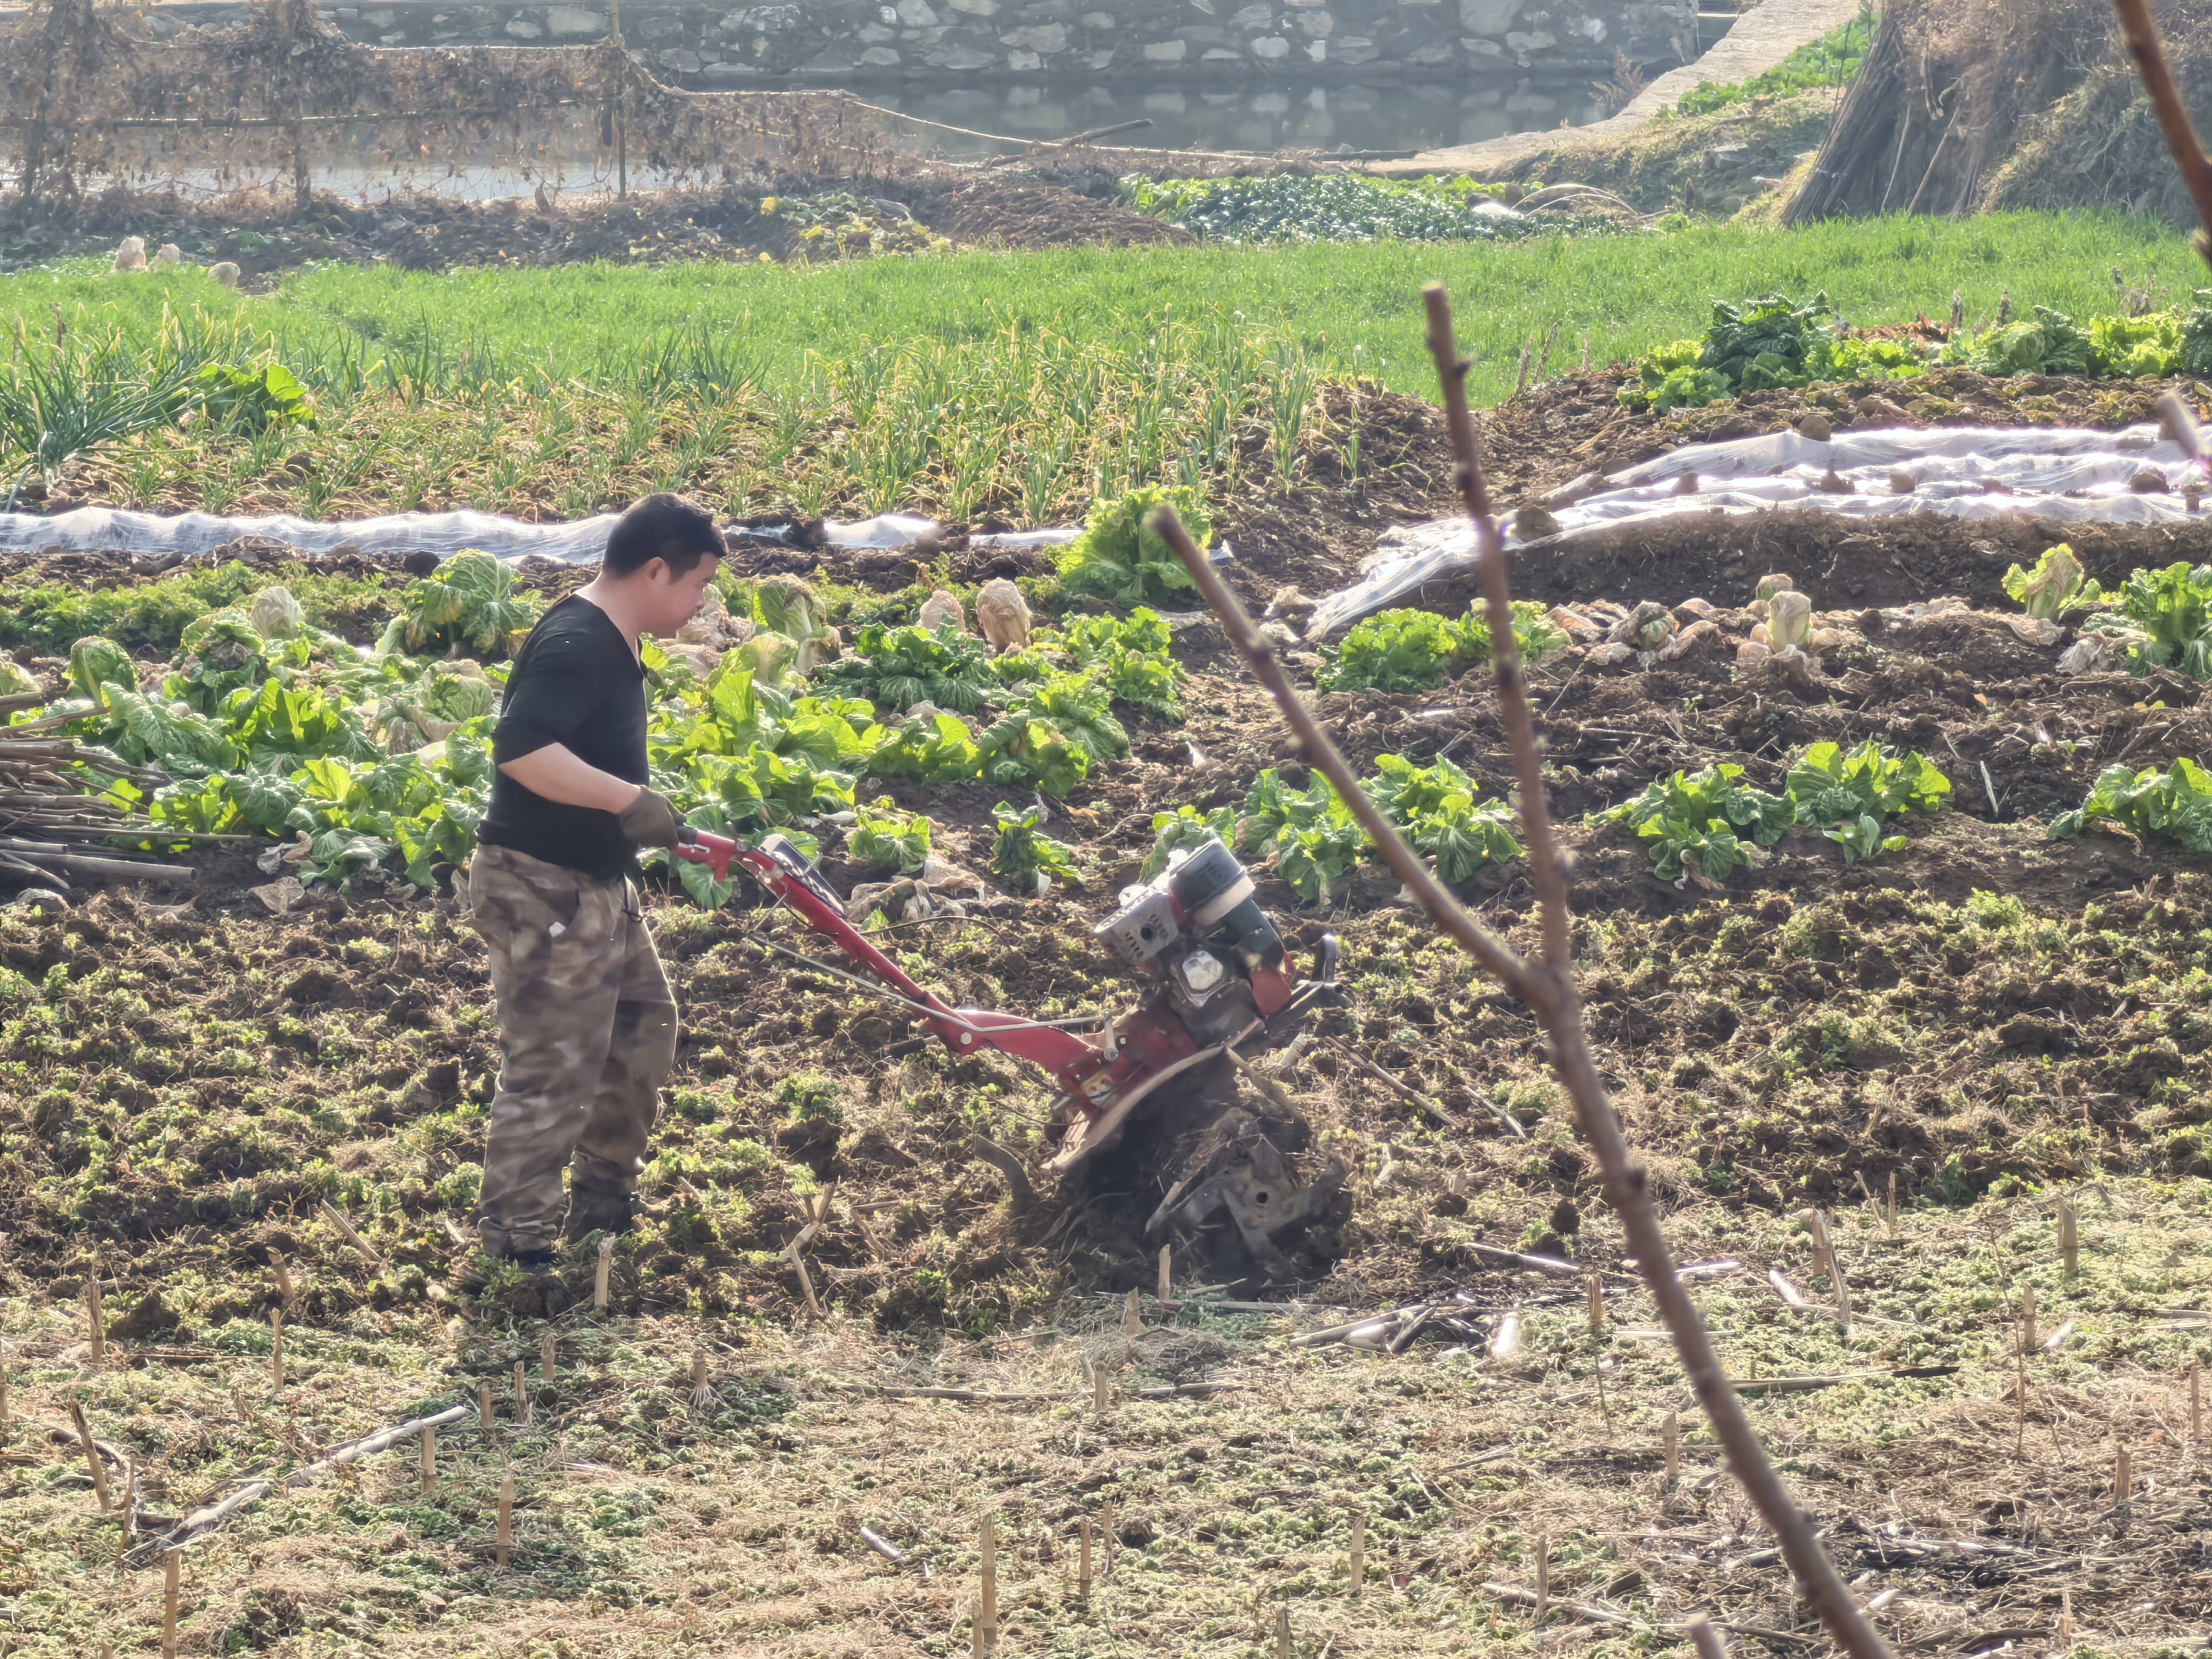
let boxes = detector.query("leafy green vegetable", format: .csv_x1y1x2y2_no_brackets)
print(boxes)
375,662,499,749
1237,767,1317,852
1053,610,1174,663
683,746,858,835
1238,768,1372,903
225,676,377,764
1969,306,2092,378
865,712,983,784
987,672,1126,764
193,361,315,430
1702,292,1836,391
988,800,1080,889
1785,740,1951,825
171,608,281,713
764,694,884,771
750,576,837,675
68,636,138,703
1658,11,1873,118
1823,814,1908,864
819,623,996,714
1057,485,1211,608
1629,339,1734,414
2051,757,2212,851
2003,544,2100,621
248,585,306,640
1458,602,1572,669
97,687,240,774
2085,561,2212,679
1318,609,1465,693
1363,752,1522,882
977,713,1089,798
1783,740,1950,861
1095,648,1183,719
1044,609,1185,719
387,552,539,658
987,648,1054,690
1141,804,1238,880
1319,602,1565,693
1589,764,1793,882
2087,314,2182,379
1115,171,1601,246
848,798,933,873
1622,290,1935,412
1805,333,1926,385
1274,788,1370,906
0,559,397,657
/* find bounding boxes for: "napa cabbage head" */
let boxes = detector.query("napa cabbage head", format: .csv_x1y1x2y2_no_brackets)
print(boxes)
68,636,139,703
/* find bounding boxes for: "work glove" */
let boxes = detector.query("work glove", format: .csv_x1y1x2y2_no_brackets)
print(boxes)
617,786,682,848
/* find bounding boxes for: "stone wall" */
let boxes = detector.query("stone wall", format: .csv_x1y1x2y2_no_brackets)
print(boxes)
144,0,1695,84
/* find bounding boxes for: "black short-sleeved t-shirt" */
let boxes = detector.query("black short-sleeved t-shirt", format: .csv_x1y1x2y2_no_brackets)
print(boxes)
477,596,649,879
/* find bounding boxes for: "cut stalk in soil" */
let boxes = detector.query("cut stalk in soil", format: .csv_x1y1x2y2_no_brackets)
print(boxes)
1152,281,1894,1659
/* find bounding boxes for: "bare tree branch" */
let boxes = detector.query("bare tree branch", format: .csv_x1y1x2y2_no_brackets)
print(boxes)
1147,281,1894,1659
2113,0,2212,268
1420,287,1574,972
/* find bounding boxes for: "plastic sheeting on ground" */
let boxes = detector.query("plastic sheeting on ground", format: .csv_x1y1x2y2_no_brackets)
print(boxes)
1306,422,2210,639
0,505,1079,563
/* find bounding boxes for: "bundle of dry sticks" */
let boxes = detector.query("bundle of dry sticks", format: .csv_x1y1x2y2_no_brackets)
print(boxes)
0,689,197,890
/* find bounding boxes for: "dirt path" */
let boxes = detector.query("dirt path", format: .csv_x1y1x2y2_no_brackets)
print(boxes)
1372,0,1865,178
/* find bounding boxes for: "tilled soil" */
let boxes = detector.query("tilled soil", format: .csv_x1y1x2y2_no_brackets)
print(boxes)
880,177,1194,249
6,603,2211,1333
0,175,1183,274
9,372,2212,1327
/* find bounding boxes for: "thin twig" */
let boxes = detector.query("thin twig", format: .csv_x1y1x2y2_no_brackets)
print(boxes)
1149,282,1893,1659
1424,287,1572,973
124,1399,471,1567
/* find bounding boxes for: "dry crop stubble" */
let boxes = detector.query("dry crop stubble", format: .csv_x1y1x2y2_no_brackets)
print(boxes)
8,1181,2209,1655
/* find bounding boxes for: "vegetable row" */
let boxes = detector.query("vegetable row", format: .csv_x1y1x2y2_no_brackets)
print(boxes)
1622,291,2212,414
19,538,2212,904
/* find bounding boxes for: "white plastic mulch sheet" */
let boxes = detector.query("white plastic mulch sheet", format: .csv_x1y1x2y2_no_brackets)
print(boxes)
0,506,1077,563
1307,423,2208,638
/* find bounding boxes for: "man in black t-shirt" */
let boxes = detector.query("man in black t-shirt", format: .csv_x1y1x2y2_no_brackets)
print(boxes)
467,494,722,1271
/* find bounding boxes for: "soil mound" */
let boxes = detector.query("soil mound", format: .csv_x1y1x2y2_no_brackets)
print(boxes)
892,179,1194,249
0,175,1189,276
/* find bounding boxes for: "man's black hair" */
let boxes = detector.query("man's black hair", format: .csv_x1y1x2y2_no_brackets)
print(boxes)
603,493,725,578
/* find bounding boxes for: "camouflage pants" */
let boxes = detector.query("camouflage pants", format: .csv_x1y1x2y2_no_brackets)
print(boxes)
467,843,677,1256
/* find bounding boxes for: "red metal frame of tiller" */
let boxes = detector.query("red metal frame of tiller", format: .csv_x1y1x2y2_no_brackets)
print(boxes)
673,831,1204,1131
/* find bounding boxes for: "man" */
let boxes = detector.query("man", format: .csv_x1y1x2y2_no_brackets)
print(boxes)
467,493,723,1271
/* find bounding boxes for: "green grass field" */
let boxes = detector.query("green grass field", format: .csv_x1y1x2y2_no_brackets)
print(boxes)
6,212,2201,404
3,210,2202,524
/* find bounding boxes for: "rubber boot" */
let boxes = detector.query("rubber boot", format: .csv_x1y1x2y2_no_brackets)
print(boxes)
565,1176,641,1244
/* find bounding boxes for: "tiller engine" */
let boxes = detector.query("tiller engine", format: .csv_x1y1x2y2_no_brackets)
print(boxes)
675,827,1345,1273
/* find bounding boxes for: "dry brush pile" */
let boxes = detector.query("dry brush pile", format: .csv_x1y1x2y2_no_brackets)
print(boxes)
1789,0,2212,225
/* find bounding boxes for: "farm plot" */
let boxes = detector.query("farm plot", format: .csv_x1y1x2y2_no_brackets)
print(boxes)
3,365,2212,1656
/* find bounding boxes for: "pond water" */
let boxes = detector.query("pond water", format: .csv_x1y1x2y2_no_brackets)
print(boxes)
853,77,1610,156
